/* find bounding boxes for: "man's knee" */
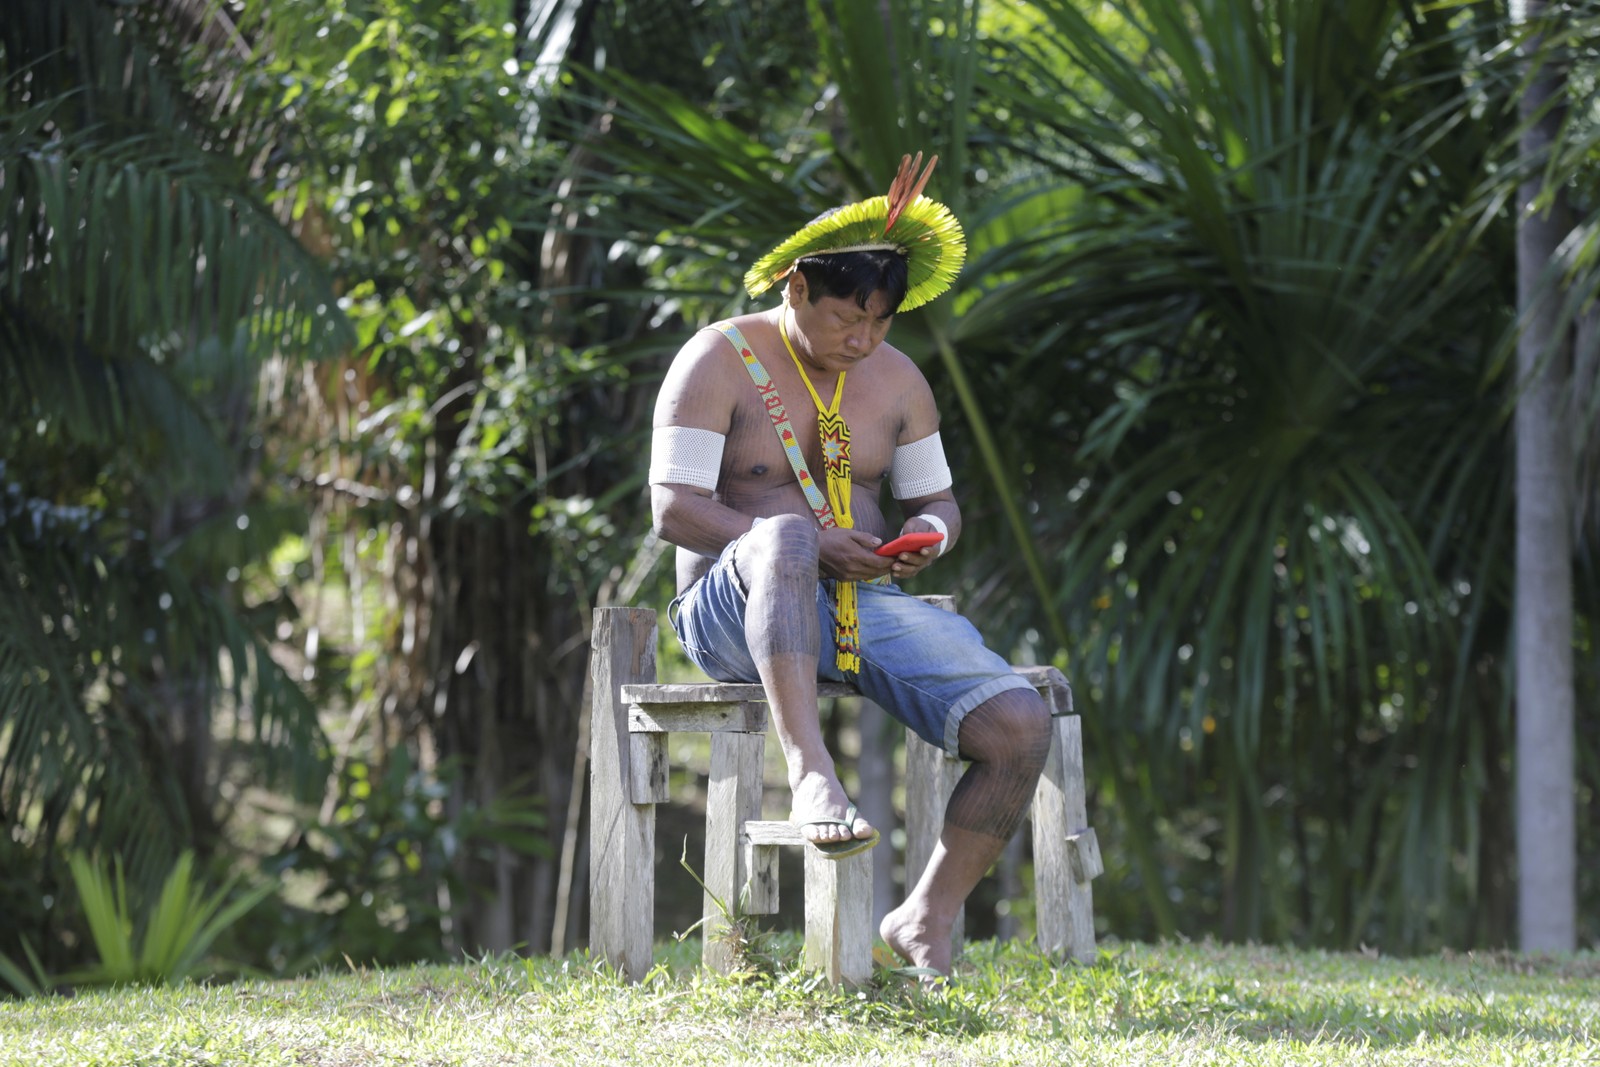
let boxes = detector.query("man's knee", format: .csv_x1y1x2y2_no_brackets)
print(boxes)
959,688,1051,771
738,514,820,585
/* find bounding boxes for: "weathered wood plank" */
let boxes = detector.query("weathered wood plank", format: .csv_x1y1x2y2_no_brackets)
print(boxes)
1031,725,1071,958
745,843,780,915
1033,714,1096,962
803,848,873,985
905,731,966,956
622,681,859,705
904,594,964,955
628,732,668,805
743,821,875,982
704,732,765,973
856,697,898,926
628,701,767,735
745,820,806,846
1068,828,1104,883
1013,664,1074,715
621,672,1065,713
588,607,659,983
1057,714,1096,963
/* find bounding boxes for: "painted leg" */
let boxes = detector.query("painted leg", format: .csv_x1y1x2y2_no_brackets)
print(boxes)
881,687,1050,976
735,514,873,847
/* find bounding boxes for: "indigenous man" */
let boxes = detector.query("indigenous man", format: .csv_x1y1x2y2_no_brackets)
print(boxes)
647,155,1050,978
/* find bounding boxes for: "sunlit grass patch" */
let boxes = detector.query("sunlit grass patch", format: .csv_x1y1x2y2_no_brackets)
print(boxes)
1,939,1596,1066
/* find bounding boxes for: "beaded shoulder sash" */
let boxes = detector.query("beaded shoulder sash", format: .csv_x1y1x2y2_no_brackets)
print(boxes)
711,321,837,529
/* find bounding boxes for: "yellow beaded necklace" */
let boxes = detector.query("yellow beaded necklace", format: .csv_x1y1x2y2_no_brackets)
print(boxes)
779,307,862,673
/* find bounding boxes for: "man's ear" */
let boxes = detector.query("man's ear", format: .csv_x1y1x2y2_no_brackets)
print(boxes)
788,273,806,307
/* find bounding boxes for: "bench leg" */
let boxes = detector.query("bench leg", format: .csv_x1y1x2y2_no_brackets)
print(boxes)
904,730,965,955
1033,713,1098,962
704,731,764,972
588,607,660,982
903,595,966,955
744,842,780,914
803,847,873,985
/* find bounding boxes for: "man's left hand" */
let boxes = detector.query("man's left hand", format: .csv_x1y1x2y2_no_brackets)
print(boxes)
888,517,943,581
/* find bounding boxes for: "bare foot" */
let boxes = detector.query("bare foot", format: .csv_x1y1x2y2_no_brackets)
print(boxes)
880,903,954,980
788,770,874,846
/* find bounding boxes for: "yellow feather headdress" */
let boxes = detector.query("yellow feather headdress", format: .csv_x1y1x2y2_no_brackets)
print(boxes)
744,153,967,313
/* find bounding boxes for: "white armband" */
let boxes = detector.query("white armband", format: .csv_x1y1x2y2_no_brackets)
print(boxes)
890,432,953,500
649,426,724,491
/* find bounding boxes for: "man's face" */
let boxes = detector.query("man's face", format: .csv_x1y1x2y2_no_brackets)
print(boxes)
790,287,896,373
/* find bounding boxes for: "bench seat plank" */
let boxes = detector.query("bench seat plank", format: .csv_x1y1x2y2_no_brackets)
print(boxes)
628,702,768,734
622,681,858,705
622,667,1067,719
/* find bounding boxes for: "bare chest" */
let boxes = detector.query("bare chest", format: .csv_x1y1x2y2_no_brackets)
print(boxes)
722,369,901,491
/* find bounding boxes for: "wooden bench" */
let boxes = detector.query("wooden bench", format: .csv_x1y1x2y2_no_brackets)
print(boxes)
587,600,1101,984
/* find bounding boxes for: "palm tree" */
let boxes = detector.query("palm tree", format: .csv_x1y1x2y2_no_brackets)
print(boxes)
0,0,348,969
1511,0,1598,953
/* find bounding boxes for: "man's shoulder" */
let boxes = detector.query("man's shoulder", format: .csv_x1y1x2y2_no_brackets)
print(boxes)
866,342,939,439
657,317,772,427
674,312,769,361
868,341,930,384
670,321,738,369
705,311,778,356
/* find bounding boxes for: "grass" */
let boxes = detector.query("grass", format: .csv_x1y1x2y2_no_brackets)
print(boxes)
1,938,1597,1066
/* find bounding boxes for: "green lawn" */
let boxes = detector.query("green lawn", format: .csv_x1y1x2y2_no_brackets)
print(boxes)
2,938,1596,1066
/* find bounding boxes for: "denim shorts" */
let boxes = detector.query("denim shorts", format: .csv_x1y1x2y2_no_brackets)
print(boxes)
668,535,1035,756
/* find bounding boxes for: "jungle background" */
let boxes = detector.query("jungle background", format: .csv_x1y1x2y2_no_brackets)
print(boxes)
3,0,1598,988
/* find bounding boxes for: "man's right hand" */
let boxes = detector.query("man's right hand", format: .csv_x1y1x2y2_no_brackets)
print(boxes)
818,527,895,582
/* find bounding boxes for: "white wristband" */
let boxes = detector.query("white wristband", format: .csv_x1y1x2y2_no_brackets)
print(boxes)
918,513,949,556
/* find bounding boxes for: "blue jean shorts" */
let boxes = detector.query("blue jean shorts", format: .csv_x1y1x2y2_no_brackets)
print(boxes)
668,535,1035,756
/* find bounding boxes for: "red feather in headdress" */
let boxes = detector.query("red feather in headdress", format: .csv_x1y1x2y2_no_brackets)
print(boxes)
883,152,938,234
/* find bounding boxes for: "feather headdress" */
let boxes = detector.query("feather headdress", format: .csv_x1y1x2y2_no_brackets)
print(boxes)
744,153,966,313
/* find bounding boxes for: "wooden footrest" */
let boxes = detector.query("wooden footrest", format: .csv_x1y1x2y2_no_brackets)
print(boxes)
737,823,875,985
742,821,808,847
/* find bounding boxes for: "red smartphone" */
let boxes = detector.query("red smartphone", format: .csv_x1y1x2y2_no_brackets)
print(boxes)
874,531,945,557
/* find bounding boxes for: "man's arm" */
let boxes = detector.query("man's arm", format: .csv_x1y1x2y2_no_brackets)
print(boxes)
885,364,960,580
900,490,961,545
648,333,753,557
652,483,757,557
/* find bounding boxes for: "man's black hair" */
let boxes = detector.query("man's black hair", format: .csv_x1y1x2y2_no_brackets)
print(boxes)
793,249,909,315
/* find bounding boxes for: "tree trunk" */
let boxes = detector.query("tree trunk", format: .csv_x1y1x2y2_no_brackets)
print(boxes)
1513,0,1576,953
1573,305,1600,537
427,507,585,956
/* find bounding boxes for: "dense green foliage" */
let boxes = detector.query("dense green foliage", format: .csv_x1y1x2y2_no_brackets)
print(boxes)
2,0,1597,990
0,0,347,974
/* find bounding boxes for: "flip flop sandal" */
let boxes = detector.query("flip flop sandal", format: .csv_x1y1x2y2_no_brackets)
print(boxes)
794,803,881,860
